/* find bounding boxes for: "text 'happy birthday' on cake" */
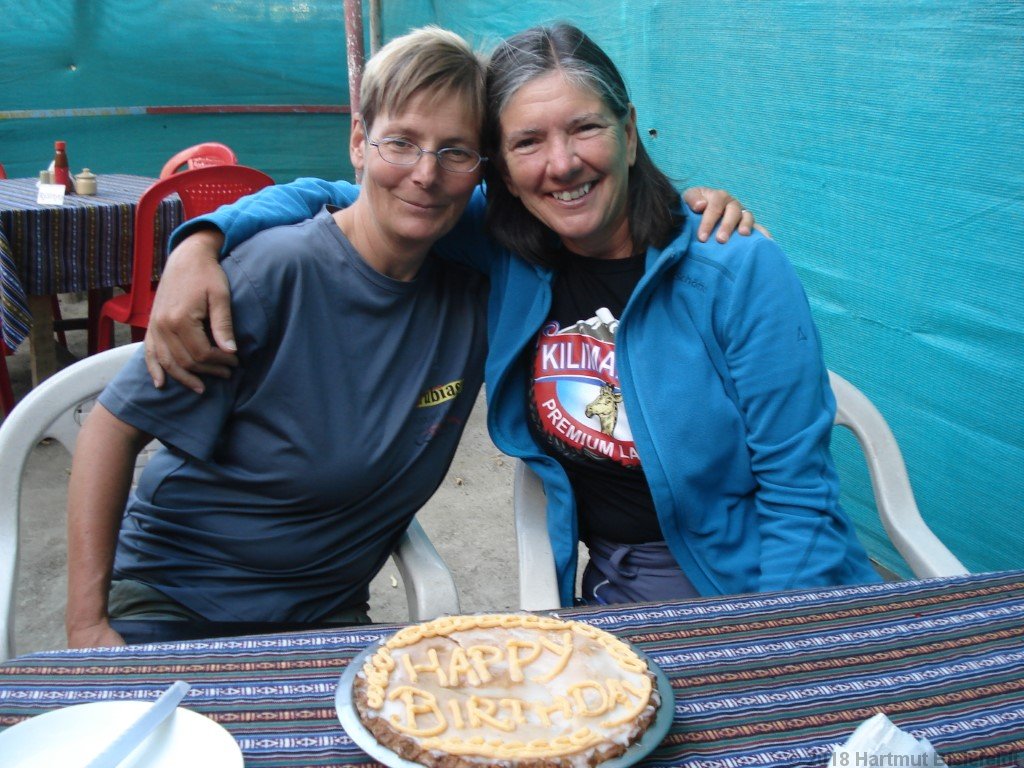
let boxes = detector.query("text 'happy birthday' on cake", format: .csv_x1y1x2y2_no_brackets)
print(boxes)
353,613,661,767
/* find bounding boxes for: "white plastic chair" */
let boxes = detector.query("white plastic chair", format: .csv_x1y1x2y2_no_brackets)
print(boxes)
0,343,459,661
514,369,968,611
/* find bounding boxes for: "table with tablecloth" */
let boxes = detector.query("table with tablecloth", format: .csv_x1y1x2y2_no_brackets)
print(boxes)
0,174,182,380
1,571,1022,767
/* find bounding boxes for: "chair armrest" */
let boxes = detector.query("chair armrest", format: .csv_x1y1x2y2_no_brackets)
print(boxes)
829,371,969,578
391,518,460,621
513,460,560,611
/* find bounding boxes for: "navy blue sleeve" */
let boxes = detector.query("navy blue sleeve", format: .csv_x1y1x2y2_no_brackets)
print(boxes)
98,347,239,461
98,245,273,461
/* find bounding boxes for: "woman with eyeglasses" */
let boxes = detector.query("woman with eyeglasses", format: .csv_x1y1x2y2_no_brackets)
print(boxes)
65,27,498,647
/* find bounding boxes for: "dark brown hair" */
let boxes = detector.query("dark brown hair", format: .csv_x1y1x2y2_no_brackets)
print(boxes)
483,23,683,266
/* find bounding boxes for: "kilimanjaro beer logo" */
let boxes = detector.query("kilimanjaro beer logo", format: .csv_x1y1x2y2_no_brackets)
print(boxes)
532,308,639,467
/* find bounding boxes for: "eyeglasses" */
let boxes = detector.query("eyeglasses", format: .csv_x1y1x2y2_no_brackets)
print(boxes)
367,137,486,173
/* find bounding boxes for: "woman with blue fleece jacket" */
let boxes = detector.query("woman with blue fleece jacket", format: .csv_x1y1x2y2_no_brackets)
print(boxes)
151,24,878,607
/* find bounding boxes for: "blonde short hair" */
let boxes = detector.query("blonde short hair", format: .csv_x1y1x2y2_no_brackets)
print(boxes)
360,26,486,135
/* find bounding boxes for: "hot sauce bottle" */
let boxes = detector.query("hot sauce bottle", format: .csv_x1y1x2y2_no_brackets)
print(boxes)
52,140,73,193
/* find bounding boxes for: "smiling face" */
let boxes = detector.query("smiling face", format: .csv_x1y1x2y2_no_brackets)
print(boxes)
348,88,483,270
498,71,638,260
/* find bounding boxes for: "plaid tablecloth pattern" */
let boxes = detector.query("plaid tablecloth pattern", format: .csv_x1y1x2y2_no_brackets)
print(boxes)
0,228,31,350
0,175,182,349
1,571,1022,767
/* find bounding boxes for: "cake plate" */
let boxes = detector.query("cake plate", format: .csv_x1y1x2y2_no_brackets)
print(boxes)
335,639,675,768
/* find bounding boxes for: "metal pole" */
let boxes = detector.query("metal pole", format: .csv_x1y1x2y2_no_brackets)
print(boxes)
343,0,365,117
369,0,383,55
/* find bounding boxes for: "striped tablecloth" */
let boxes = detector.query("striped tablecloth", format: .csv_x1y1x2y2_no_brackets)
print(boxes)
0,174,182,349
1,571,1021,767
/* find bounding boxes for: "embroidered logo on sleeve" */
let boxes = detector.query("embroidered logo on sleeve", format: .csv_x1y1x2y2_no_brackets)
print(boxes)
532,308,639,467
416,379,464,408
414,379,467,445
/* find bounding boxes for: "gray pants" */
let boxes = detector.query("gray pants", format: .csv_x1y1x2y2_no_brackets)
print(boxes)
581,536,700,605
108,579,372,643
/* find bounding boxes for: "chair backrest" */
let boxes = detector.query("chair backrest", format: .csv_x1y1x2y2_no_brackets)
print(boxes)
124,164,275,320
0,344,137,660
158,142,237,179
0,343,457,660
513,369,969,611
0,163,7,179
826,370,967,579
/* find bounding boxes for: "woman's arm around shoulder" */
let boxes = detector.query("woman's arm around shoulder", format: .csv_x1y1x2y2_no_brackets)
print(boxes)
169,177,360,253
147,178,359,390
682,186,766,242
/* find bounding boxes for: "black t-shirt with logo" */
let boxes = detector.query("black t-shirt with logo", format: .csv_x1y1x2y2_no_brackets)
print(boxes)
527,251,662,544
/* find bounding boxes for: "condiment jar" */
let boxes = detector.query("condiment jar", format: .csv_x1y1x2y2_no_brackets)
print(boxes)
75,168,97,195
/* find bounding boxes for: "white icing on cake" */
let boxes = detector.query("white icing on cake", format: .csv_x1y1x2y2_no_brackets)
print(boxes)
356,614,658,767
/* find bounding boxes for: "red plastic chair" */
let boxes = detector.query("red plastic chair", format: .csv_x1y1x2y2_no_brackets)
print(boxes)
95,165,274,351
158,142,238,180
0,163,6,179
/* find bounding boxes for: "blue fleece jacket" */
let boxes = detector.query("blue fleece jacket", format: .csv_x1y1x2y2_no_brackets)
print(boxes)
176,179,879,606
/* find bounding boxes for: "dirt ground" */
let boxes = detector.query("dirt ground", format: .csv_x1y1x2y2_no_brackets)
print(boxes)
3,296,521,657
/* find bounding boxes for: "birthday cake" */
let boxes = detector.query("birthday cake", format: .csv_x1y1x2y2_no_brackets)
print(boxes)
353,613,659,767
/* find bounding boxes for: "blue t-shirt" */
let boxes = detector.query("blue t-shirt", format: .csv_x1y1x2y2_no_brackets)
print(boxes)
100,209,488,622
